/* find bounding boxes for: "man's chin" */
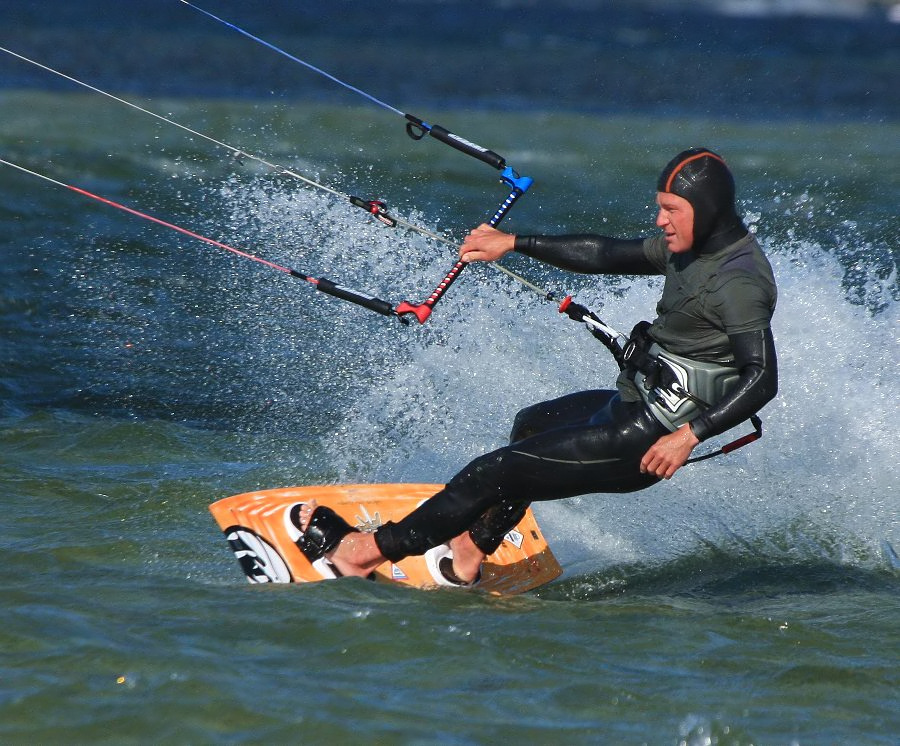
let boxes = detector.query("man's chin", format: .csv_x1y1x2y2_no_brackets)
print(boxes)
665,237,693,253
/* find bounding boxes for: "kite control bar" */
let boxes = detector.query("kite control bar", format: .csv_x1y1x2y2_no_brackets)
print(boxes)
395,168,534,324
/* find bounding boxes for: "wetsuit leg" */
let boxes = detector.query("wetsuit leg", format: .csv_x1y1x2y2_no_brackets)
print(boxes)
510,389,618,441
374,395,667,562
467,390,620,555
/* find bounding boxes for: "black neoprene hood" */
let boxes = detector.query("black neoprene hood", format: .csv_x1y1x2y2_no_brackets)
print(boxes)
658,148,746,252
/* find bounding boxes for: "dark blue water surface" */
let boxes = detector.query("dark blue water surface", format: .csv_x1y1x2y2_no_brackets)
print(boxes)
7,0,900,120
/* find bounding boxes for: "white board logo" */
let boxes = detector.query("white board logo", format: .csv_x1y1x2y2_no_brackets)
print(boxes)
504,528,524,549
224,527,292,583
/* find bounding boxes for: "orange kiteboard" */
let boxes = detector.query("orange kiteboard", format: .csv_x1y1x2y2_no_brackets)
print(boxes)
209,484,562,595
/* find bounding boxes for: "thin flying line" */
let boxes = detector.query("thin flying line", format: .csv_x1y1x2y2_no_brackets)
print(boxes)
179,0,405,117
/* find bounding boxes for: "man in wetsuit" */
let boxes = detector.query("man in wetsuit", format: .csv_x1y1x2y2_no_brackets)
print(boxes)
297,148,778,585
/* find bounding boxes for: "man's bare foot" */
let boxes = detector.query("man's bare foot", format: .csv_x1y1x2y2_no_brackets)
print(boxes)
447,532,486,584
298,500,386,578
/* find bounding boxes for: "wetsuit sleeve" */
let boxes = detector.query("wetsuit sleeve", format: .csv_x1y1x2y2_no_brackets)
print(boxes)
689,328,778,441
513,234,662,275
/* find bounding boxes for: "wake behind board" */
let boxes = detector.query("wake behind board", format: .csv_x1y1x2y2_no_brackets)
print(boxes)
210,484,562,595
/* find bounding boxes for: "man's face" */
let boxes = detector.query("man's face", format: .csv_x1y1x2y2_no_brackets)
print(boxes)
655,192,694,253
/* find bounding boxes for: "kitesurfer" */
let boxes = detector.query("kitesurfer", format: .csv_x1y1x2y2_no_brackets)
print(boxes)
297,148,778,586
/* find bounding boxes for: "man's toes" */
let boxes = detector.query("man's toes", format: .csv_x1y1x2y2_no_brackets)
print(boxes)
299,500,318,531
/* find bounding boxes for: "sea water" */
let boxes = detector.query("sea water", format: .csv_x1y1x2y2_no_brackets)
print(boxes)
1,2,898,744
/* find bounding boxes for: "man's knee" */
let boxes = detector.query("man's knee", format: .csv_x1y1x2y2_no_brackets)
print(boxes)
509,403,543,442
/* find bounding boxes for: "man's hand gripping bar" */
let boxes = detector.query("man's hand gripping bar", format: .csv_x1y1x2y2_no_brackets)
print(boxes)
395,168,534,324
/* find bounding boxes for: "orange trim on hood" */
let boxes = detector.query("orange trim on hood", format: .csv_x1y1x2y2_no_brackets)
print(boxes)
663,151,727,193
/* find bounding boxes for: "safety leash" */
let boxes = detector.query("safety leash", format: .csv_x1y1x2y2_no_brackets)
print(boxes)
685,416,763,463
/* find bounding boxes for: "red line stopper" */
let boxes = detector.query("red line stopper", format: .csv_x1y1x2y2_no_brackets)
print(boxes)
394,301,433,324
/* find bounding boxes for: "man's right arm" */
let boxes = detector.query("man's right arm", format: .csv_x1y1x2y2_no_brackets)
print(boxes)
514,234,659,275
459,224,661,276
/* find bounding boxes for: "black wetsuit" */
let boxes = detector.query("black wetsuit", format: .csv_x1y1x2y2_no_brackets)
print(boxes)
374,151,778,562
